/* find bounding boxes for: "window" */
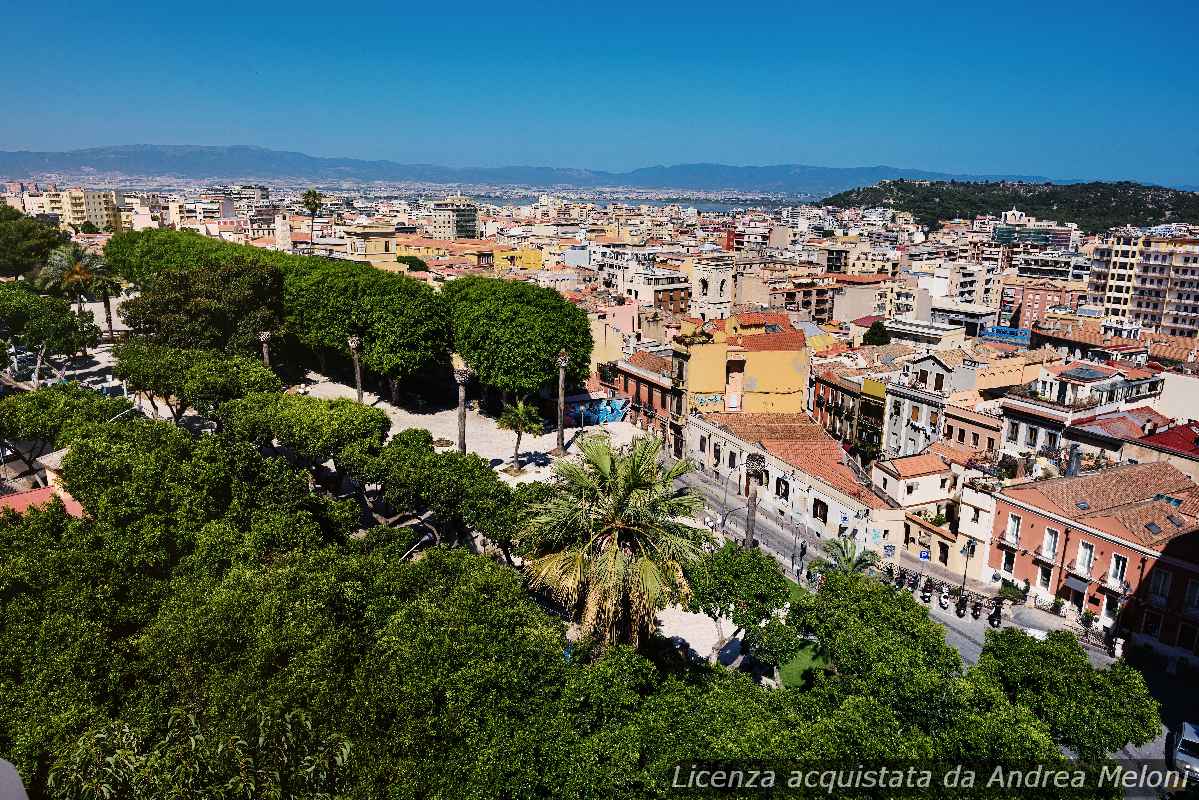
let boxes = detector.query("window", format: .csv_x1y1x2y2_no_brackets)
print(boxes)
945,424,954,439
939,477,948,489
1002,549,1015,573
1110,553,1128,584
1043,528,1059,556
1006,513,1022,542
881,476,888,490
699,436,707,454
775,477,789,500
934,373,945,391
1150,569,1172,601
623,375,630,392
728,451,737,469
1078,541,1095,573
972,432,980,447
1186,579,1199,611
910,405,921,422
1025,426,1039,447
1039,565,1052,589
1143,610,1162,638
1007,423,1020,443
987,437,996,450
957,428,965,443
713,443,721,464
972,507,981,523
906,483,915,495
930,411,939,429
919,369,929,386
812,499,828,524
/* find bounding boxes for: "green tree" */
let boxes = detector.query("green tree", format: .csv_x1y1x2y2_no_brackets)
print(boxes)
496,399,543,472
48,708,350,800
301,188,322,248
118,253,283,353
686,541,791,639
811,537,880,574
973,627,1160,761
861,319,891,346
217,392,390,479
0,284,99,385
521,434,711,648
114,343,281,422
395,255,427,272
443,276,592,398
0,205,68,279
86,259,124,342
0,384,130,483
740,616,803,668
358,274,450,404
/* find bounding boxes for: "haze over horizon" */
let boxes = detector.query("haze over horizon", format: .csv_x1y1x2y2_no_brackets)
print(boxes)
2,0,1197,186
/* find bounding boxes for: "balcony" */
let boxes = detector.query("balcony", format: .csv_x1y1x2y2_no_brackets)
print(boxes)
1000,530,1020,547
1102,572,1131,594
1032,545,1057,564
1065,559,1094,581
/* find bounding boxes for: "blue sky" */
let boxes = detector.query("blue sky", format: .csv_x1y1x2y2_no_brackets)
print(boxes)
3,0,1198,184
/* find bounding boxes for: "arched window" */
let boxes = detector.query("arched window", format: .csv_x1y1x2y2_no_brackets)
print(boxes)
776,477,790,500
713,443,722,463
699,435,707,454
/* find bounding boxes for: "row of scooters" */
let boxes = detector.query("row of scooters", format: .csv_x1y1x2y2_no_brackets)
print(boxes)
886,566,1003,628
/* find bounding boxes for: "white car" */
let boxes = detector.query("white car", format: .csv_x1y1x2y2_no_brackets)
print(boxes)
1174,722,1199,776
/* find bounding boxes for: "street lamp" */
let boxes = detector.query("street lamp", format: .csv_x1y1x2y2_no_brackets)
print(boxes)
452,355,472,455
553,349,568,455
258,330,272,369
959,538,977,591
347,335,363,404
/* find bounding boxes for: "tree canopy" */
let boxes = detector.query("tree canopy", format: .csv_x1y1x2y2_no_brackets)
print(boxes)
443,276,592,396
0,205,69,279
118,253,284,353
861,319,891,346
113,342,282,420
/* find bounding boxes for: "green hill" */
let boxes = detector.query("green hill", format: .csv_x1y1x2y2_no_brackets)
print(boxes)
820,180,1199,233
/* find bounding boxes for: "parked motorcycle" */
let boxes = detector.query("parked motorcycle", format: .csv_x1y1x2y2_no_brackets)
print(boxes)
938,588,951,610
971,601,982,619
988,600,1003,628
920,580,933,604
955,595,968,617
909,574,919,593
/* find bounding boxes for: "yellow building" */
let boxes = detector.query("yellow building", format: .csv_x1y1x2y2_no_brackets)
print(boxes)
666,311,811,455
493,248,544,271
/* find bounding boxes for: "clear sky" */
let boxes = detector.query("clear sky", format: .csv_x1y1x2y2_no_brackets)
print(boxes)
3,0,1198,185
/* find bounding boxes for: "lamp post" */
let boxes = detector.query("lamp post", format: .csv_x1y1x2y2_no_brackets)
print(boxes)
960,538,976,591
453,358,472,454
347,335,363,404
553,349,568,455
258,330,271,369
743,453,766,549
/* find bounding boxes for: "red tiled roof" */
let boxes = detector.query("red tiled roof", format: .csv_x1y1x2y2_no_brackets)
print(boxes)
0,487,84,517
733,311,790,327
851,315,885,328
1138,421,1199,457
727,331,807,352
625,350,672,377
763,439,888,509
880,453,948,478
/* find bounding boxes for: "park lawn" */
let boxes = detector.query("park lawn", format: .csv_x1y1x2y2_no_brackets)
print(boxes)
780,578,826,688
779,640,825,688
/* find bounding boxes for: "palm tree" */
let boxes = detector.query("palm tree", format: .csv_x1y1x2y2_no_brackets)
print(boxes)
497,399,543,472
39,244,98,315
521,434,712,648
301,188,322,250
814,538,880,575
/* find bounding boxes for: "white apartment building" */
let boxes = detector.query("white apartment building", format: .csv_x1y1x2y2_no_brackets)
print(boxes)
1090,232,1199,337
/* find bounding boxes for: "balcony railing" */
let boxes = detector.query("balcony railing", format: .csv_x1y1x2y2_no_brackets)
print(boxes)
1032,544,1056,563
1102,572,1131,594
1066,559,1094,580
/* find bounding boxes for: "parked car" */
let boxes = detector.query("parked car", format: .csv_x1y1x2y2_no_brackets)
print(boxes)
1174,722,1199,776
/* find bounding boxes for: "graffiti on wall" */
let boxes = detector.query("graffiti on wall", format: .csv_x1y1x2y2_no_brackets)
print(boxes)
565,397,629,426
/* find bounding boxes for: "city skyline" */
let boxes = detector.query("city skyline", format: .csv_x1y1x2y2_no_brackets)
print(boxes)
2,0,1197,186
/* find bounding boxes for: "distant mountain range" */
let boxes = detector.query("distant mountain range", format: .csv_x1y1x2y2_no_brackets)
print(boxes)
0,144,1063,196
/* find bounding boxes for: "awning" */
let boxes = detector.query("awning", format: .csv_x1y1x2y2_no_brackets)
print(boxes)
1063,574,1090,594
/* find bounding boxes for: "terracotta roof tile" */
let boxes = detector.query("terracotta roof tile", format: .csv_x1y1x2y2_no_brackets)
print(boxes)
0,487,84,517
